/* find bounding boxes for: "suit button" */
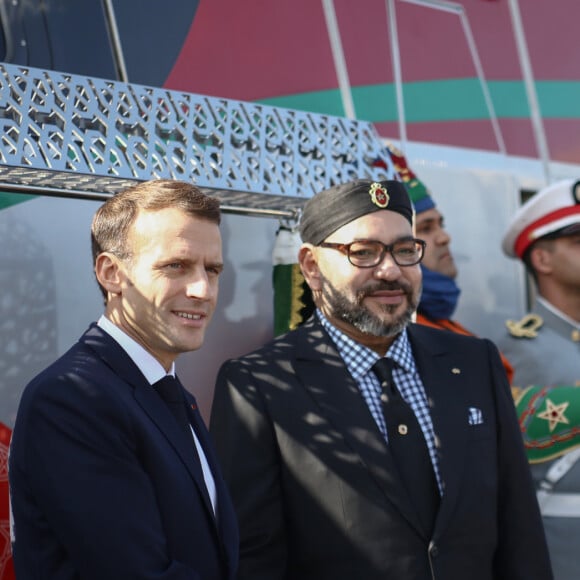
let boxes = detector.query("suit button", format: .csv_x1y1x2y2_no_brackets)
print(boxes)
430,543,439,557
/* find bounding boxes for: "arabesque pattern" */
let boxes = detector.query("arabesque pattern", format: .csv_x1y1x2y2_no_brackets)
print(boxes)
0,63,393,212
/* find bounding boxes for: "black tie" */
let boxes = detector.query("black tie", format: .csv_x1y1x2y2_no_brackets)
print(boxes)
372,358,440,533
154,375,195,440
154,375,218,516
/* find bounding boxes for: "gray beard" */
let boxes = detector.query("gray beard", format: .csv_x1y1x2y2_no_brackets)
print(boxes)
321,277,420,338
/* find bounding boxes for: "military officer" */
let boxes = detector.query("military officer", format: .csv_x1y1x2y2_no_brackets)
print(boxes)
500,178,580,580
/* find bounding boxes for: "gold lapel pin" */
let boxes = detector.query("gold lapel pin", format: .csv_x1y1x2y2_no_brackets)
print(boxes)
452,368,461,374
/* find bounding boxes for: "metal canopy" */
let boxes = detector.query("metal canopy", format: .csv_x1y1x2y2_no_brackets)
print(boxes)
0,63,393,218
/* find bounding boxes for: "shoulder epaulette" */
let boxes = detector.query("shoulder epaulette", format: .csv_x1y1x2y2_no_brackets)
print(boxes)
506,313,544,339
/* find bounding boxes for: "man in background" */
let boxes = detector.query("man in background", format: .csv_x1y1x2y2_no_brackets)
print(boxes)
500,179,580,387
377,144,514,382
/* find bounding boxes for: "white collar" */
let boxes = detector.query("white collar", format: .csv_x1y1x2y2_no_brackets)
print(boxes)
97,315,175,385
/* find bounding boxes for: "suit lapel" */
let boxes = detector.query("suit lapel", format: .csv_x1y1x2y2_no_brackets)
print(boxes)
295,319,425,534
81,325,218,526
134,381,218,521
407,325,471,533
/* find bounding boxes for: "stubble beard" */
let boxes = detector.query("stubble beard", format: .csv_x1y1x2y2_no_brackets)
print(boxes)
321,276,421,338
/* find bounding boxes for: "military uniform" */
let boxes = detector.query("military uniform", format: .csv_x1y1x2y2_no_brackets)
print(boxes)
501,179,580,580
499,298,580,388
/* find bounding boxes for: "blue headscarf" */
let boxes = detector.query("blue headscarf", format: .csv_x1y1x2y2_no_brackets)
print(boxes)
418,265,461,320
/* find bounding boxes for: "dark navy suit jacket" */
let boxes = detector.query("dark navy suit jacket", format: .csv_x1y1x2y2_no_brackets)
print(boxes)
9,324,238,579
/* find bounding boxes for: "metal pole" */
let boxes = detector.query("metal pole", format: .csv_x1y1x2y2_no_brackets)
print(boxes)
321,0,356,119
507,0,551,184
400,0,461,15
459,10,506,155
102,0,129,82
0,182,300,219
0,0,14,63
399,0,506,155
387,0,407,150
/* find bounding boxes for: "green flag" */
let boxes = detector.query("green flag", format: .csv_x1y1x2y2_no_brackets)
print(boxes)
272,227,314,336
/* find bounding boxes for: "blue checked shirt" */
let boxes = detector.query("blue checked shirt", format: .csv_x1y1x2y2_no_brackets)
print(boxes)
318,310,443,495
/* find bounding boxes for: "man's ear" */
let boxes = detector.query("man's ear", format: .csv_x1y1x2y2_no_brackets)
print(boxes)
95,252,125,295
298,244,322,292
529,245,553,275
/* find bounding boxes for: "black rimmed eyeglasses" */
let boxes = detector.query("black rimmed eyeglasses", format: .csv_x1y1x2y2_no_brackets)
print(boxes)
318,238,426,268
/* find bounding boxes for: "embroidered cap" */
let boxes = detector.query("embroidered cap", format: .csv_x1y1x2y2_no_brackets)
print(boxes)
299,179,413,245
502,179,580,259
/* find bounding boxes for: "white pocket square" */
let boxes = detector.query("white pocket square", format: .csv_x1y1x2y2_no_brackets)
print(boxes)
468,407,484,425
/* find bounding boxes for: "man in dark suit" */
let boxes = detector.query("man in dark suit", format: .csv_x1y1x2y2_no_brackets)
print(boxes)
9,180,238,579
210,179,552,579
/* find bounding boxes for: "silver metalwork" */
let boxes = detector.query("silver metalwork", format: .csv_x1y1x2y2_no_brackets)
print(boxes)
0,63,393,216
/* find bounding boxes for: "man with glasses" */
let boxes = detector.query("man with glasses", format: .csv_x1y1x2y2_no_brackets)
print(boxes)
210,179,551,579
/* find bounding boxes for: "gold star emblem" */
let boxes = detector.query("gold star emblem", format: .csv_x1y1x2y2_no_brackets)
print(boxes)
537,398,570,432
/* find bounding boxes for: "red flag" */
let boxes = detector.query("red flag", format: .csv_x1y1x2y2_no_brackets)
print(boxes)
0,423,14,580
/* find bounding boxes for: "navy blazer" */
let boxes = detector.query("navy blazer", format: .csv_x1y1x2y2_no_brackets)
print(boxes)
211,316,552,580
9,324,238,580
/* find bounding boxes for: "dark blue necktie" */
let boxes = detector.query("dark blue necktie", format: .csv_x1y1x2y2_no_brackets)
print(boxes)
154,375,219,518
372,358,440,533
154,375,194,439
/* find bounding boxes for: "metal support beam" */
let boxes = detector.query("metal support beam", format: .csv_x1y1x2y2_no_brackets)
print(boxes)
0,63,394,217
396,0,506,155
102,0,129,82
507,0,551,184
321,0,356,119
387,0,407,150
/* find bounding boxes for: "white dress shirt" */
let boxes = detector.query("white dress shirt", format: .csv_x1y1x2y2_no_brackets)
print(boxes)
97,316,217,514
